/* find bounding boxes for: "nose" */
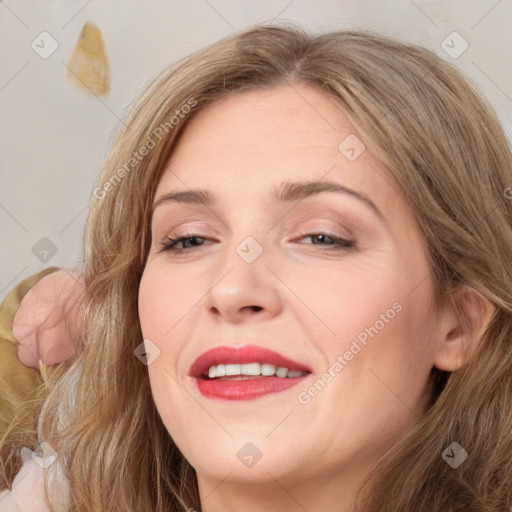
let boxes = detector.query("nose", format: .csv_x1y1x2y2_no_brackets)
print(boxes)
203,237,283,324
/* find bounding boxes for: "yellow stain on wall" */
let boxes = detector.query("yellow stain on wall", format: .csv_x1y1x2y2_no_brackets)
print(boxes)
66,22,110,96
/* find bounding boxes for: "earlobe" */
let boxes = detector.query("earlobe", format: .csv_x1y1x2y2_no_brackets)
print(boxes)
433,285,497,372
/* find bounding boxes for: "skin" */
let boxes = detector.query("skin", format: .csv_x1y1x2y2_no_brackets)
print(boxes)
137,84,467,512
13,269,81,368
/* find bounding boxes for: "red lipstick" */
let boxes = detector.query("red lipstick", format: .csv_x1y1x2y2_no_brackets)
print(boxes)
189,345,312,401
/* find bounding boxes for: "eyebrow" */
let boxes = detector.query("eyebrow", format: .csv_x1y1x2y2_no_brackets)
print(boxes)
152,179,385,222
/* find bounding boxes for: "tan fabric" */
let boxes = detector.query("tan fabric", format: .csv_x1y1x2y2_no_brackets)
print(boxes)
0,267,72,511
0,267,59,442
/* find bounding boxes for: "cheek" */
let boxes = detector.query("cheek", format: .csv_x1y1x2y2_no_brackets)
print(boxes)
338,277,440,414
279,257,408,346
138,262,207,405
138,262,203,339
138,266,196,445
286,256,438,381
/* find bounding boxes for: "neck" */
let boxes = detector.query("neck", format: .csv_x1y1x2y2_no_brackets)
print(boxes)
196,463,372,512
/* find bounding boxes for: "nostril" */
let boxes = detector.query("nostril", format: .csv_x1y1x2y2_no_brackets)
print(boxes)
250,305,263,312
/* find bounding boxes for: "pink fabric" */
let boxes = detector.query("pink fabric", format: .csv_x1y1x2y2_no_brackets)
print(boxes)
0,447,69,512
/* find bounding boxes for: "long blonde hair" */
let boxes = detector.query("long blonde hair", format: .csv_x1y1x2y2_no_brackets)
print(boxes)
2,23,511,511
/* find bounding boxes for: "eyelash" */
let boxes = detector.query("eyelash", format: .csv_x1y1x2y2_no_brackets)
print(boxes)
158,230,355,254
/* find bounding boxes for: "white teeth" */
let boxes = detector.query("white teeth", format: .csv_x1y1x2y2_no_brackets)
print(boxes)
261,364,276,376
225,364,241,376
242,363,261,376
205,363,307,379
276,367,288,378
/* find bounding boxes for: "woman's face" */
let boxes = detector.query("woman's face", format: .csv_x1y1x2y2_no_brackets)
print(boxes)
138,84,448,499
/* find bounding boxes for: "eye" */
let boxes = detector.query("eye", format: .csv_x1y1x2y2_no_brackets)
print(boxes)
295,231,355,251
158,230,355,255
159,234,214,253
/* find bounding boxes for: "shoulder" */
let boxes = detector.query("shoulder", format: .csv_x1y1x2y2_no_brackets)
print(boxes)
0,446,69,512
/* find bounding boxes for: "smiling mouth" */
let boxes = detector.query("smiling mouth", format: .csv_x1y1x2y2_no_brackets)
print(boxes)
193,364,312,401
189,345,312,401
202,363,309,380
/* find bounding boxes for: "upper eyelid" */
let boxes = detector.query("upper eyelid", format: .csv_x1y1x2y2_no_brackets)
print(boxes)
153,208,358,233
151,192,381,233
151,181,386,227
155,214,357,243
161,219,351,235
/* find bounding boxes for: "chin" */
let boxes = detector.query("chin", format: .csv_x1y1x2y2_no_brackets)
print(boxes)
173,429,306,481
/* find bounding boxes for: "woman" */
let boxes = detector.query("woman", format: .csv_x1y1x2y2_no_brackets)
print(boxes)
1,23,511,511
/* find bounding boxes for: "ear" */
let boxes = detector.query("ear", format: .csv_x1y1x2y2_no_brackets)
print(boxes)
434,284,497,372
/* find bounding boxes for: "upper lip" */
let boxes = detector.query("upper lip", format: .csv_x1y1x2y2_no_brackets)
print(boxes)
189,344,313,377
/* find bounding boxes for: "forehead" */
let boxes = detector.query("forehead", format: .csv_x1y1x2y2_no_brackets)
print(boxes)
156,84,408,223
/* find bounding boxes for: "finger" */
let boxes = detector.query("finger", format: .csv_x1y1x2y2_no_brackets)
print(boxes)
17,339,40,368
12,305,38,342
38,324,77,366
13,302,53,339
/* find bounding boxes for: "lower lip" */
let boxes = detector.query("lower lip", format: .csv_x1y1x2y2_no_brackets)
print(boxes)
194,375,308,400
